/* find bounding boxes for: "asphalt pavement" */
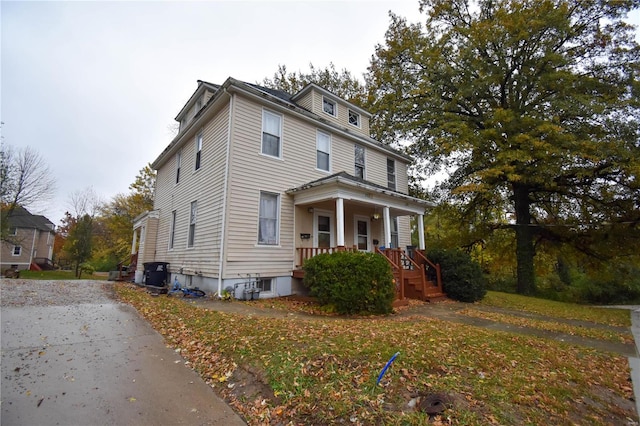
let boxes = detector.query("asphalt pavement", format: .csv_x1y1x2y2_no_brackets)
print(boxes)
1,281,246,426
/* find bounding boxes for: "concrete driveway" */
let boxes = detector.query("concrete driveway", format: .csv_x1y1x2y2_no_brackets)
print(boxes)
1,280,245,426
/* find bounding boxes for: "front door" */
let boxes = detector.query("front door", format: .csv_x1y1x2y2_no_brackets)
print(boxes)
354,215,370,251
314,210,334,248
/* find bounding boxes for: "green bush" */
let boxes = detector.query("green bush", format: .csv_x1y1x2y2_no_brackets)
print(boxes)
303,251,395,315
427,248,487,302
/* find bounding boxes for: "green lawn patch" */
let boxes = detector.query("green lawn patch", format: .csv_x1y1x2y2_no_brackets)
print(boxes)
18,270,108,281
116,284,636,425
481,291,631,327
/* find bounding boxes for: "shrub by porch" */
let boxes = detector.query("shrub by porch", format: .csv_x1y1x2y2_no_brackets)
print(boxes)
302,251,395,315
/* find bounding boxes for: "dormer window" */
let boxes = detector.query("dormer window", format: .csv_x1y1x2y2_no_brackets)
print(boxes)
348,110,360,127
322,97,336,117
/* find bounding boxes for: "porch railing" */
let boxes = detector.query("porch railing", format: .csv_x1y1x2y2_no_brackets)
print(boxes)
295,246,358,268
413,249,443,291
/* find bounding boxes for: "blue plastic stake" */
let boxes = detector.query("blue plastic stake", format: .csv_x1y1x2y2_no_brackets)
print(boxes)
376,351,400,385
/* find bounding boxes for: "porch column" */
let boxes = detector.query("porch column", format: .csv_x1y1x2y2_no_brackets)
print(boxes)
383,206,392,248
418,214,426,250
336,197,345,247
131,229,138,255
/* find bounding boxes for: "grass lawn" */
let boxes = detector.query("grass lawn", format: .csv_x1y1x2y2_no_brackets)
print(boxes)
18,270,108,281
116,285,636,425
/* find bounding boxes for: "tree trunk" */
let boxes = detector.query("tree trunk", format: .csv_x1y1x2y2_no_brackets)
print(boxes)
512,183,536,295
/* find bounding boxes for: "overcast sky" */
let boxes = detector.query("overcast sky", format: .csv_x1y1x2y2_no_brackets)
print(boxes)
2,1,639,226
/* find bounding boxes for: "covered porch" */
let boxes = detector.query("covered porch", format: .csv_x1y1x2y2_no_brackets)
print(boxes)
287,173,444,302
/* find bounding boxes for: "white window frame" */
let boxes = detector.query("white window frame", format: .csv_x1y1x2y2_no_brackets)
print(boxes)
195,133,203,171
348,109,361,128
169,210,177,250
387,158,396,190
12,245,21,256
313,210,335,248
9,227,17,236
175,150,182,184
391,217,399,249
354,215,371,252
258,191,280,246
187,201,197,248
354,144,365,179
322,96,336,117
261,109,282,158
258,278,273,293
316,130,331,172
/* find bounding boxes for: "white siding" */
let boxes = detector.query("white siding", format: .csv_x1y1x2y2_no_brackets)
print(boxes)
154,102,230,276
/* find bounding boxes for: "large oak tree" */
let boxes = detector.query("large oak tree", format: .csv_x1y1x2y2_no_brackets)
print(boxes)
367,0,640,294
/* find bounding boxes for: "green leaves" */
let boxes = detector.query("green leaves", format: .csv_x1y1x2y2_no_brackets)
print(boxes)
368,0,640,295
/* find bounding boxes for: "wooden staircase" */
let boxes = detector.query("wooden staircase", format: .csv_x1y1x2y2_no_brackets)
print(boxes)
376,247,445,302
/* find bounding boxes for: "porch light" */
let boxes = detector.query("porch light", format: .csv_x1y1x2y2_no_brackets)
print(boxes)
372,213,381,220
307,207,314,213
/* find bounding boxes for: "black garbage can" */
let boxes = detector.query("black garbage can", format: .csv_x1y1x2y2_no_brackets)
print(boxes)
143,262,170,287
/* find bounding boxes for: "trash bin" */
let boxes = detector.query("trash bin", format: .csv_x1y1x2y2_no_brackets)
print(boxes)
143,262,169,287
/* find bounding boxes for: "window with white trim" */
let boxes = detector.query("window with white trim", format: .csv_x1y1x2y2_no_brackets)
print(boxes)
188,201,197,247
387,158,396,190
316,131,331,172
12,245,21,256
348,109,360,127
9,227,17,236
258,278,272,292
195,133,203,170
258,192,279,245
322,97,336,116
262,110,282,158
354,144,365,178
175,150,182,184
169,210,177,249
391,217,399,249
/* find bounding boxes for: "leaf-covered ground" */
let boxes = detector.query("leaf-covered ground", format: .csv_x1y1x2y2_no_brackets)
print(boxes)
116,284,637,425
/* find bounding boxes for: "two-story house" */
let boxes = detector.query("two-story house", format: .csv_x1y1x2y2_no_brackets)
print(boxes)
1,206,55,273
132,77,443,301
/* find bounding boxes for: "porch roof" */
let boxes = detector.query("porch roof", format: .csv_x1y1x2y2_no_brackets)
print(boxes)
286,172,433,216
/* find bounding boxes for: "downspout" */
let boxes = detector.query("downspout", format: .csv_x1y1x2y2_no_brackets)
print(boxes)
29,228,37,267
217,89,233,298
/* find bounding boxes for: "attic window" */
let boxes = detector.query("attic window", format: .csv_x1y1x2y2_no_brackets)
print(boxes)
348,110,360,127
322,97,336,117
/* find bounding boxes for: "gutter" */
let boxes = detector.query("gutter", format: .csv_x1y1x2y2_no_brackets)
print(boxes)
217,89,233,298
29,228,37,267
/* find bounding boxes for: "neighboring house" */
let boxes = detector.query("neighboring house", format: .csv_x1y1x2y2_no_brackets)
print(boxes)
1,206,55,272
132,77,443,301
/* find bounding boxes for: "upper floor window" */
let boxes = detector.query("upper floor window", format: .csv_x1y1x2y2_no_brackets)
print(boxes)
169,210,177,249
195,133,203,170
316,131,331,172
175,150,182,184
387,158,396,190
9,227,17,236
262,110,282,158
12,245,21,256
188,201,197,247
322,97,336,117
258,192,279,245
354,145,365,179
348,110,360,127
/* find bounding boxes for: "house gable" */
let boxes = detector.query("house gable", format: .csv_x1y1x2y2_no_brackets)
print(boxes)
290,83,371,138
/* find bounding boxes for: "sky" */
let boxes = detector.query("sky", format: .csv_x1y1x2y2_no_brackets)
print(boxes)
2,1,639,227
